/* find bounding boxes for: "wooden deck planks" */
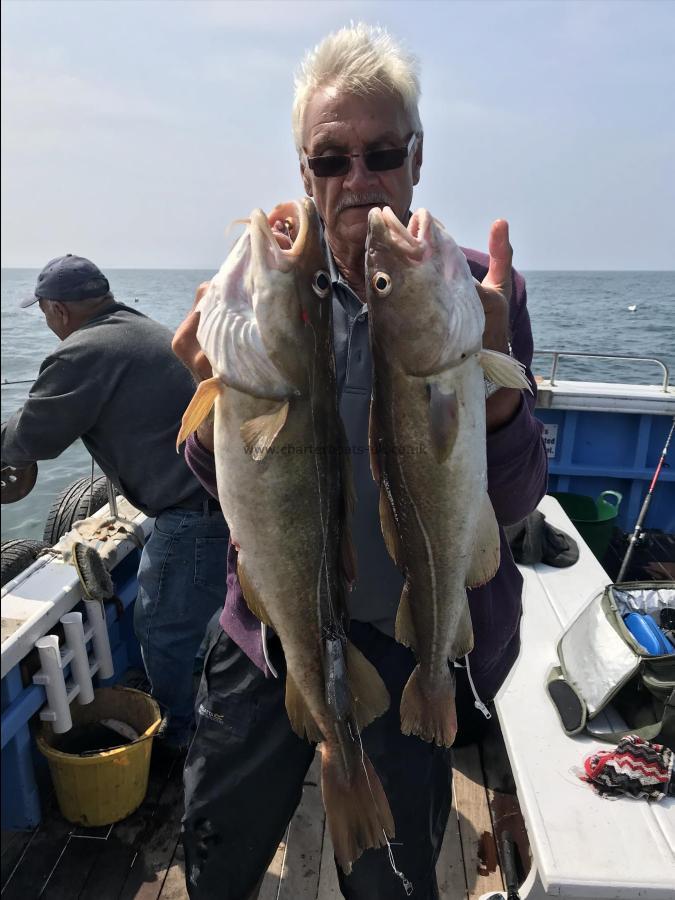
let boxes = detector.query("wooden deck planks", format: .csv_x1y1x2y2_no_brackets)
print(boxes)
276,756,324,900
437,788,468,900
451,745,504,900
1,828,36,890
315,822,340,900
117,769,185,900
0,801,73,900
1,739,518,900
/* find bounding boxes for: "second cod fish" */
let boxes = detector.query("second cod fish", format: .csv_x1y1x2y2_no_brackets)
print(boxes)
178,198,394,872
366,206,531,748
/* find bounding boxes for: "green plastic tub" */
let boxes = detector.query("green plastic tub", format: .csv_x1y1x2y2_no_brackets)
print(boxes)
550,490,622,562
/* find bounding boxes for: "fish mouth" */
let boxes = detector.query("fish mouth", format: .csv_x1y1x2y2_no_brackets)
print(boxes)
249,199,313,272
367,206,427,263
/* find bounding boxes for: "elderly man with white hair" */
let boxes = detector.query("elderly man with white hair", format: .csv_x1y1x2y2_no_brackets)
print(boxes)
175,23,547,900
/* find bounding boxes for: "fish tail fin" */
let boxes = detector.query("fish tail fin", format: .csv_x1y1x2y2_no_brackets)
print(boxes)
320,739,395,874
346,641,390,729
400,664,458,748
176,376,221,449
478,348,532,393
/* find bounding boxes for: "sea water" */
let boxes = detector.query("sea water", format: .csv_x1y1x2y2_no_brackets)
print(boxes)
2,268,674,541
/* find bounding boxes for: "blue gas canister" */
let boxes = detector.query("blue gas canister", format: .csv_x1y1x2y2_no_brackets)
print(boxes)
623,612,675,656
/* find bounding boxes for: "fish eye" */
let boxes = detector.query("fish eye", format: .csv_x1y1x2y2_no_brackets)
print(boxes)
312,270,331,297
372,272,392,296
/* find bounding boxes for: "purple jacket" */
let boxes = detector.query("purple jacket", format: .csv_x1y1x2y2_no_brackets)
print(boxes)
185,247,547,700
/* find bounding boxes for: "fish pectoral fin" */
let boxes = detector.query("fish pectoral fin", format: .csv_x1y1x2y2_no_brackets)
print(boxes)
285,672,322,743
466,493,501,588
236,558,272,626
427,383,459,463
346,641,390,729
394,581,418,654
176,376,221,449
478,349,532,393
379,483,403,567
240,400,289,461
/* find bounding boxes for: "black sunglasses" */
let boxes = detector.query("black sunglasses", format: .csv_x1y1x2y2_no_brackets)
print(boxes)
306,134,417,178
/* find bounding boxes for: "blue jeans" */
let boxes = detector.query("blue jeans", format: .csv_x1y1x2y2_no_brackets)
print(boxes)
134,507,229,746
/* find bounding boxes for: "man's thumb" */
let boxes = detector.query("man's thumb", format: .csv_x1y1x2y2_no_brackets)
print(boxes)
486,219,512,289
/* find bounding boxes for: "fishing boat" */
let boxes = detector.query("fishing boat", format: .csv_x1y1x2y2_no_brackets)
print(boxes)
1,351,674,900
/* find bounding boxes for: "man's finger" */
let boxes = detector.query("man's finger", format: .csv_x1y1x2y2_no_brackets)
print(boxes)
485,219,512,291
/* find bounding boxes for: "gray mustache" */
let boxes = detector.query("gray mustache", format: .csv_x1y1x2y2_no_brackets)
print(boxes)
336,193,393,216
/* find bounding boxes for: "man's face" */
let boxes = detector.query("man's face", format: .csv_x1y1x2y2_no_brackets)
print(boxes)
300,88,422,251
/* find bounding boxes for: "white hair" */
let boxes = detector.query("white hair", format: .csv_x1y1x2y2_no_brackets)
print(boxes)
292,23,422,152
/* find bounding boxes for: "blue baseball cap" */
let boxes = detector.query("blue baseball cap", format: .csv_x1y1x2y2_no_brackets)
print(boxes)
21,254,110,308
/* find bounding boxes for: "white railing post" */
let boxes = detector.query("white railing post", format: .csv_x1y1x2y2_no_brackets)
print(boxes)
83,599,114,679
61,612,95,705
33,636,73,733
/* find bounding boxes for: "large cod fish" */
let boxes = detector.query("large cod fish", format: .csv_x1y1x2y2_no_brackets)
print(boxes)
365,206,531,748
178,198,394,872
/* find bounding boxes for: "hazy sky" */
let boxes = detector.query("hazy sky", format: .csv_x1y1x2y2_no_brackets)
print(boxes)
2,0,674,270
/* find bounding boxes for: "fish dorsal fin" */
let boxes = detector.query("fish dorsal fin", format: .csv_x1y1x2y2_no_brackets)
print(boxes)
466,493,501,587
285,671,323,742
176,376,222,449
346,641,390,729
478,349,532,393
240,401,290,461
237,557,272,626
427,383,459,463
196,237,295,400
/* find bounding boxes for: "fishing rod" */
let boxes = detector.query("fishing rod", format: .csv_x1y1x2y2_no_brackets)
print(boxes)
1,378,36,386
617,415,675,583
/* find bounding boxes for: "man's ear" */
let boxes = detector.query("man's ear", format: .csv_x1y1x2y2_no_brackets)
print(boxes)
412,135,423,186
300,159,313,197
52,301,70,326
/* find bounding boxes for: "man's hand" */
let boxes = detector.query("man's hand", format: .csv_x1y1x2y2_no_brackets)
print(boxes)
172,282,215,450
476,220,522,432
172,282,214,383
476,219,512,355
170,229,293,451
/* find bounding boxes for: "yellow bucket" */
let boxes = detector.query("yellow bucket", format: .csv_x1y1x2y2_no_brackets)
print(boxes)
37,686,161,827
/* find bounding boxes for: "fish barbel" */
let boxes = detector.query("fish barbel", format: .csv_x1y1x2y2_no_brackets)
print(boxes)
366,206,531,747
178,198,394,872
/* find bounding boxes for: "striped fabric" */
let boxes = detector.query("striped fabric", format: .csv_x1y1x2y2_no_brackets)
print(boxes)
579,735,674,802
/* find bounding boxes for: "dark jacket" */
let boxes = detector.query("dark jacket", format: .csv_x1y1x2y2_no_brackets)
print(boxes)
2,302,208,517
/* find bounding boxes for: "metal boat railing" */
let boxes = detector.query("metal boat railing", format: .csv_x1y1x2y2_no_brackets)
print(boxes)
533,350,671,392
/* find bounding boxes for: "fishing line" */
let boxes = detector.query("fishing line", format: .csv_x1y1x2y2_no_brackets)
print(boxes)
352,715,414,895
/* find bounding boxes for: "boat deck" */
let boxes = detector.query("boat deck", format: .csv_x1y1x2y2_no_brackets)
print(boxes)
1,719,528,900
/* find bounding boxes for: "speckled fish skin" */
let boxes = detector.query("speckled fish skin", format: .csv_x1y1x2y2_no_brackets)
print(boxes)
190,198,394,872
366,206,503,749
